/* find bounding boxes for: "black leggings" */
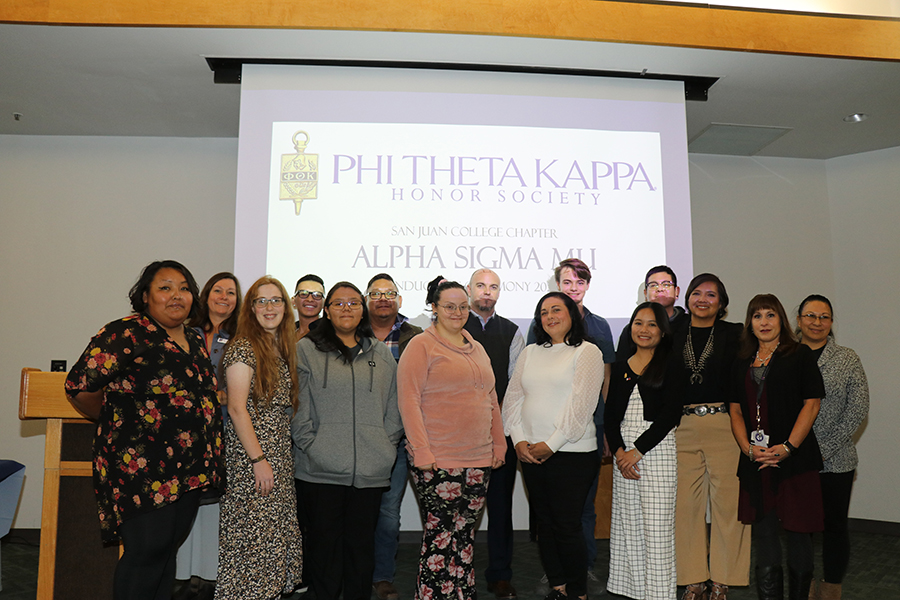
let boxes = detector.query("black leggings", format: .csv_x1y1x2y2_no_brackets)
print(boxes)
754,509,813,573
115,490,201,600
820,470,855,583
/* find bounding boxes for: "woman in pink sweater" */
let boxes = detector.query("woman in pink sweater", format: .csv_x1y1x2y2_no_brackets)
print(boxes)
398,279,506,600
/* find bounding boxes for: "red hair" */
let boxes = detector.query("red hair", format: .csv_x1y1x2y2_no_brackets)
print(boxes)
232,276,298,411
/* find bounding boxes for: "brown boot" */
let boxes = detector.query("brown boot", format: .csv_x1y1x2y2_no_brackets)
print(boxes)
682,583,708,600
817,581,841,600
709,582,728,600
807,578,819,600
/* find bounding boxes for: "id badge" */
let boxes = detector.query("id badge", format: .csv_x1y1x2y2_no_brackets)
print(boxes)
750,429,770,448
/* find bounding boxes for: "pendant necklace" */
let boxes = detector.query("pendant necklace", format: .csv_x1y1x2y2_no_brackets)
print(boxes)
684,325,715,385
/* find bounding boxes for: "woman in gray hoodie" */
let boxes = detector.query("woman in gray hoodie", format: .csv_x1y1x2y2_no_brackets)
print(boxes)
292,281,403,600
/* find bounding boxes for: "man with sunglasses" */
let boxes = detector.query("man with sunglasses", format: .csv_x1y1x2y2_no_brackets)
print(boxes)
464,268,525,600
367,273,423,600
293,274,325,340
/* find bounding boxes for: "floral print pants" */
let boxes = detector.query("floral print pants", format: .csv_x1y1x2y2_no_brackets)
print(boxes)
411,467,491,600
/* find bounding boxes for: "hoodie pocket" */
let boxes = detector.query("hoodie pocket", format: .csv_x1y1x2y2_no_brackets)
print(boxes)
304,426,353,477
357,423,397,481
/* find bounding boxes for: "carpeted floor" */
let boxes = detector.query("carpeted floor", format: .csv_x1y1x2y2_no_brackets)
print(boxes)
2,527,899,599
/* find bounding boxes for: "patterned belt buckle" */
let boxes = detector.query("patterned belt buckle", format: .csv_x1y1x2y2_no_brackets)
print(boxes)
695,405,709,416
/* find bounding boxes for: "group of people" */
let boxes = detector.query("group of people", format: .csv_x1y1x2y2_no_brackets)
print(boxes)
602,269,867,600
63,258,867,600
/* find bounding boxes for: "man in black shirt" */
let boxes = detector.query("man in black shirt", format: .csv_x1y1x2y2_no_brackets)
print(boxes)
464,269,524,600
615,265,689,361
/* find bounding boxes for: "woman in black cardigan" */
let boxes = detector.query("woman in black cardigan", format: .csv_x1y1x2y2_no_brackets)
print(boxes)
604,302,683,600
729,294,825,600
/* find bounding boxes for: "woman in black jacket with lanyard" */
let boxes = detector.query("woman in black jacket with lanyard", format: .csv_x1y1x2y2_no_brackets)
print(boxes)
605,302,683,600
730,294,825,600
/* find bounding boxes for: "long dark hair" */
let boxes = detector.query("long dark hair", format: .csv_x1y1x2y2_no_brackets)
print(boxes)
531,292,585,347
128,260,201,322
625,302,673,388
684,273,729,320
307,282,374,364
738,294,798,359
189,272,242,336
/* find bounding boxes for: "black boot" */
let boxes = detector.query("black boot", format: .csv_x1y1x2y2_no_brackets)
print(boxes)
756,565,784,600
788,569,813,600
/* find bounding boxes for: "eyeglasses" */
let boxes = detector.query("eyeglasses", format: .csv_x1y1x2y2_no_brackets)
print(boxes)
800,313,832,323
438,303,468,314
646,281,674,291
253,297,285,308
294,290,325,300
329,300,363,310
367,290,399,300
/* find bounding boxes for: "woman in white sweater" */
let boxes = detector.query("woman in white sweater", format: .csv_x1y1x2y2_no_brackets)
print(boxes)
502,291,604,600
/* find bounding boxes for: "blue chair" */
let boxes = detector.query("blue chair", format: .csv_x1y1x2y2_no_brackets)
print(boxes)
0,460,26,592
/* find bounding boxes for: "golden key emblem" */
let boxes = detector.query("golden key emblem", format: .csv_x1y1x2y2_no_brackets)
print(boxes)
280,131,319,215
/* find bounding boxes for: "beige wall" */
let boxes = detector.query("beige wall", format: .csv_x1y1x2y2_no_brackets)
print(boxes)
0,135,238,529
825,146,900,524
1,135,896,529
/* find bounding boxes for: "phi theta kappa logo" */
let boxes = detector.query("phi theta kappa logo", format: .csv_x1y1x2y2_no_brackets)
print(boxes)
280,131,319,215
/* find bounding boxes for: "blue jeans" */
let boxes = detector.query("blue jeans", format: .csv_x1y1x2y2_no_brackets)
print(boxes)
372,443,409,583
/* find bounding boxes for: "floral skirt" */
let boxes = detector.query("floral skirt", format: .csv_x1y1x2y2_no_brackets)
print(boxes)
410,467,491,600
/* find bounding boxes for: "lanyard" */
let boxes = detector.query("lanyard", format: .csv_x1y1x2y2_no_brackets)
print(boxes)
754,356,775,434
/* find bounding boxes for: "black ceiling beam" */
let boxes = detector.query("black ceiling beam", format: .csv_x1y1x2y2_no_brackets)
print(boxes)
205,57,717,102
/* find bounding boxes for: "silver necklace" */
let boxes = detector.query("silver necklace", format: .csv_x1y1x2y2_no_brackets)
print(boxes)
754,343,779,366
684,325,715,385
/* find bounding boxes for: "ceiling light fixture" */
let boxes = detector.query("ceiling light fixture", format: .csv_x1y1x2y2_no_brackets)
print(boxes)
842,113,868,123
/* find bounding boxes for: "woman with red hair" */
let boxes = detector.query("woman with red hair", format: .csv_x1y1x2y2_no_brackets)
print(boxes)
215,276,302,600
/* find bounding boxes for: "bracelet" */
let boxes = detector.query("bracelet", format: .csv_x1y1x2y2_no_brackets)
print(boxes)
748,446,754,461
784,440,798,454
250,453,267,464
782,443,792,456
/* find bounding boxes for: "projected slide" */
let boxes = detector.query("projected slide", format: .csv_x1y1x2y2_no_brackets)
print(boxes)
235,65,693,324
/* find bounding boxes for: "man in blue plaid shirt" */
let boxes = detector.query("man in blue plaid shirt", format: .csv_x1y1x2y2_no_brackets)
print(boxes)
368,273,423,600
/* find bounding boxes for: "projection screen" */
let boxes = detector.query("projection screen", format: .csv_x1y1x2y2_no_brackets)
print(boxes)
234,64,693,331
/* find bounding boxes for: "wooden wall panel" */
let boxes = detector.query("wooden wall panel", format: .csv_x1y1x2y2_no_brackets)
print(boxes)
2,0,899,61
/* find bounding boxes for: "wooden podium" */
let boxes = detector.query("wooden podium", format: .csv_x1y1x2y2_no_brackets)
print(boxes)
593,457,614,540
19,368,120,600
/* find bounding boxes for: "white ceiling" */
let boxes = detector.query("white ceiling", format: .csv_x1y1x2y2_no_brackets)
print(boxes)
2,24,899,159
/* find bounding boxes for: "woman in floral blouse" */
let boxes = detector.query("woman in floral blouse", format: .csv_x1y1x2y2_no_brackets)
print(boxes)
66,260,223,600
